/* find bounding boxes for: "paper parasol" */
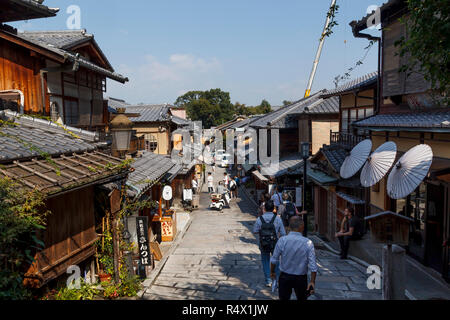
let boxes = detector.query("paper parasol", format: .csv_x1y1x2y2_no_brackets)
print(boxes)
360,141,397,187
340,139,372,179
387,144,433,199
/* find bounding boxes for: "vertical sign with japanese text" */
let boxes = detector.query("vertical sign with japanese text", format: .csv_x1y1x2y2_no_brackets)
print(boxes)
136,217,151,266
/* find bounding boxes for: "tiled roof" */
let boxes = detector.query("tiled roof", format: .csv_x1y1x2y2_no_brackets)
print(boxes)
336,192,365,205
321,72,378,98
250,91,325,129
127,151,175,197
125,105,172,123
224,116,263,130
9,29,128,83
0,110,100,163
353,111,450,131
322,145,347,173
0,0,59,23
291,96,339,115
351,0,405,33
171,115,192,127
307,169,338,185
0,151,125,195
21,30,93,50
261,153,306,177
107,97,130,113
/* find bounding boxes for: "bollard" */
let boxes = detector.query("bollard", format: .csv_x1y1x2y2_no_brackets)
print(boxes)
382,244,406,300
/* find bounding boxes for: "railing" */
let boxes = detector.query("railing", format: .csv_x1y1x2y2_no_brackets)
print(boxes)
330,131,369,149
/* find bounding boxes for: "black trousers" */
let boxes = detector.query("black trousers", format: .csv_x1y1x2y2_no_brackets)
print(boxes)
338,235,355,258
278,272,307,301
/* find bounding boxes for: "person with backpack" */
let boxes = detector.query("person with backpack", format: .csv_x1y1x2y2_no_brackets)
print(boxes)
277,192,307,231
335,207,363,259
253,200,286,287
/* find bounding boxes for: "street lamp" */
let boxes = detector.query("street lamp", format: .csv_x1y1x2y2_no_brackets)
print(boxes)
110,107,133,158
301,142,310,237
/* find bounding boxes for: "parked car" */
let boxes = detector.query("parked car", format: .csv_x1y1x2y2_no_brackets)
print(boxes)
214,149,225,162
220,153,232,168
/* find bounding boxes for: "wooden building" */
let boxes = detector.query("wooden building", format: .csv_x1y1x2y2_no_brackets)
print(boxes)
249,91,339,207
0,109,128,287
310,73,378,241
0,7,128,133
351,0,450,280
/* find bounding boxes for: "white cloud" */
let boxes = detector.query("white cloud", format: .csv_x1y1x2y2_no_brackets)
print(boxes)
107,54,222,104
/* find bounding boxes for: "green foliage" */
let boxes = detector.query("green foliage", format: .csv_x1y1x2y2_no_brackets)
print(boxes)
333,40,375,88
396,0,450,104
282,100,293,107
0,177,49,300
320,3,340,41
54,279,99,301
234,99,272,117
174,89,236,128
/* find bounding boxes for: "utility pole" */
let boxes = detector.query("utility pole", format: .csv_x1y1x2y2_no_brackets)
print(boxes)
304,0,337,98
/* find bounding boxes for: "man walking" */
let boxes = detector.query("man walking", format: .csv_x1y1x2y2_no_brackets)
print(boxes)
253,200,286,287
270,216,318,300
277,192,307,231
270,186,283,212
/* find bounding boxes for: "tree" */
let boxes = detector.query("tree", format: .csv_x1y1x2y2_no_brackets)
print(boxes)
282,100,293,107
258,99,272,114
396,0,450,104
174,89,235,128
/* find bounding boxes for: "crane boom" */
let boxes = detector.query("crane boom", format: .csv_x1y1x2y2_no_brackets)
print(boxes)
304,0,337,98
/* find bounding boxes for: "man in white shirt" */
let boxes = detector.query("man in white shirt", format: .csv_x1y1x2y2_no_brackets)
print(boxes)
271,186,284,211
207,172,214,193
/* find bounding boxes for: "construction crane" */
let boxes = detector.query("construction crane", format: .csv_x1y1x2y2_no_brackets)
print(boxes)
304,0,337,98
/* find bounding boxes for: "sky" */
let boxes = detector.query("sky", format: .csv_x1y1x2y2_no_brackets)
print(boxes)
13,0,384,106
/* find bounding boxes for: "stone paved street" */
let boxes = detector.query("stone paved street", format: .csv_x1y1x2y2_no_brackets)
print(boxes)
141,167,381,300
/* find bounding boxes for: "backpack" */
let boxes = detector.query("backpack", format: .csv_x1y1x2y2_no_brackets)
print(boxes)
259,215,278,252
229,180,236,191
282,202,297,226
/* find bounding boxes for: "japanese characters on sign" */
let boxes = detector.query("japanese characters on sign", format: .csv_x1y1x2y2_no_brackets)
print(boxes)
136,217,151,266
161,221,173,237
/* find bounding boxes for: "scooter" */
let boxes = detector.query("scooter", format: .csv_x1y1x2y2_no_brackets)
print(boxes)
209,191,231,211
209,193,225,211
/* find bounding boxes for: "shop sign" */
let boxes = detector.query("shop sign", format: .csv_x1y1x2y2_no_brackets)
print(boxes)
136,217,151,266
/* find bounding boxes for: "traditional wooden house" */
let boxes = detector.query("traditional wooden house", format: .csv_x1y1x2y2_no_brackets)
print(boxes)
0,108,128,288
310,73,378,241
119,104,190,155
351,0,450,280
0,4,128,133
249,91,339,205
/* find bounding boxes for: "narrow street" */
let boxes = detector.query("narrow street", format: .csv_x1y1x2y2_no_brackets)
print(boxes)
141,167,382,300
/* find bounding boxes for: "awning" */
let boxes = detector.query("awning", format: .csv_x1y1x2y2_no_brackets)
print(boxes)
252,170,268,182
336,192,365,205
307,169,338,185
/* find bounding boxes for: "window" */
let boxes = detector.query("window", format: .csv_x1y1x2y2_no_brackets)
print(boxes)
145,135,158,152
64,100,79,125
341,109,349,132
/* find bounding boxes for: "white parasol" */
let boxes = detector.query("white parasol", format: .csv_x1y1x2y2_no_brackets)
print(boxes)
387,144,433,199
340,139,372,179
360,141,397,187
